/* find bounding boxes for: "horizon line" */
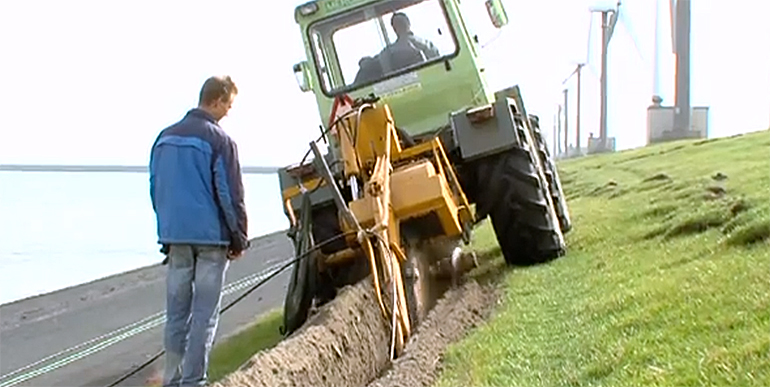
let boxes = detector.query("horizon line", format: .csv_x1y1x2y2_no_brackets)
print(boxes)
0,164,281,174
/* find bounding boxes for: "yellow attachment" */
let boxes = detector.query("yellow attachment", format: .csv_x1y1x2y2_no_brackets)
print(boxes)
336,103,402,178
344,105,411,358
338,102,474,358
349,159,463,238
280,100,474,359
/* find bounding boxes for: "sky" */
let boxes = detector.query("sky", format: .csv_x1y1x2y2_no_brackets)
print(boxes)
0,0,768,167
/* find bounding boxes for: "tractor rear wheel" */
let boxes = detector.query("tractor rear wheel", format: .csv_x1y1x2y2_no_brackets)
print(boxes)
471,146,566,266
529,115,572,234
281,221,318,336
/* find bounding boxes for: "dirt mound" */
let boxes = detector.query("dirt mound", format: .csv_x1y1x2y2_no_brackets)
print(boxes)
211,279,390,387
366,279,500,387
212,275,500,387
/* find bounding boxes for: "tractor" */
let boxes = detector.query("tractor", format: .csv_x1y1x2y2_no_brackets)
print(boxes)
276,0,572,358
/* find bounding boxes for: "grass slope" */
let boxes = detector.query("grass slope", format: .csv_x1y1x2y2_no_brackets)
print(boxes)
207,309,284,382
435,130,770,387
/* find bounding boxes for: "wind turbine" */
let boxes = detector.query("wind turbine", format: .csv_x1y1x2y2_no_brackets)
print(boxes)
589,2,619,153
671,0,692,135
651,0,662,102
587,0,645,153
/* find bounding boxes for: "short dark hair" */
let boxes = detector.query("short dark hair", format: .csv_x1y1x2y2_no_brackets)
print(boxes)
199,75,238,106
391,12,409,26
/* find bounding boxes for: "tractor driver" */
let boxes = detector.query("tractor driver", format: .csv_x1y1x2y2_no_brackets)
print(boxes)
389,12,440,61
352,11,441,84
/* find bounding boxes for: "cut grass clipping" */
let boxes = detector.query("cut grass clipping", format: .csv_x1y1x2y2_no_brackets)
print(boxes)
435,129,770,387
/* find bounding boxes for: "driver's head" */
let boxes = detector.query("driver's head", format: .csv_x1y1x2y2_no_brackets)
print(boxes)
391,12,411,37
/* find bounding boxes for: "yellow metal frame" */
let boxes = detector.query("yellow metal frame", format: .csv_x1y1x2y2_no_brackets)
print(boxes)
280,101,473,358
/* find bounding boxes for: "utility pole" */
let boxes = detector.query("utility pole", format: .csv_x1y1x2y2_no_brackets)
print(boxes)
575,63,584,153
562,63,586,156
558,105,563,157
553,114,558,156
563,88,569,156
673,0,691,135
591,2,621,153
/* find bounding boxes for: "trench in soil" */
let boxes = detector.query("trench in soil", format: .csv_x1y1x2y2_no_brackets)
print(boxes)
211,255,503,387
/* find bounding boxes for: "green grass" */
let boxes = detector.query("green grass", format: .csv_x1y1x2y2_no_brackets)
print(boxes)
435,129,770,387
207,308,284,382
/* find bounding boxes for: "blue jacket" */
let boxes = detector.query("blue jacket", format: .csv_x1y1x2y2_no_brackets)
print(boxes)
149,108,249,252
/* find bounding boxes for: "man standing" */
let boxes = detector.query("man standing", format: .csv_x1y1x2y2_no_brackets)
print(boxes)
149,75,249,387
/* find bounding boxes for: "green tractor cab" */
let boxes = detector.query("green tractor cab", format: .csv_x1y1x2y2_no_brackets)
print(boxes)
291,0,510,138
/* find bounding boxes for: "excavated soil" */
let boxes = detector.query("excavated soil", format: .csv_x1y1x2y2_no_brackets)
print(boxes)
366,279,500,387
211,279,391,387
212,274,500,387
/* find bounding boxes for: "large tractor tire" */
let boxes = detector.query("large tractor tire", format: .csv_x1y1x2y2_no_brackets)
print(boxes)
282,199,369,336
469,146,565,266
281,195,319,336
529,115,572,234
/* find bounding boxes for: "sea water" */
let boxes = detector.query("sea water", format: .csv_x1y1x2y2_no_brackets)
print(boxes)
0,171,290,305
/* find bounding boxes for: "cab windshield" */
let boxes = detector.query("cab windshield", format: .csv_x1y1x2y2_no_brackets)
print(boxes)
308,0,458,95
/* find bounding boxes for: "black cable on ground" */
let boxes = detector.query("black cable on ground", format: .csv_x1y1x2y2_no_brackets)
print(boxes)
104,231,355,387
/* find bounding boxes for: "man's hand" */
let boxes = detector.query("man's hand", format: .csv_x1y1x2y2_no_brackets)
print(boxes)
227,249,244,260
227,237,250,260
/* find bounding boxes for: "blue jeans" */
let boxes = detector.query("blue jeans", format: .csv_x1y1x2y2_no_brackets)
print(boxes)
162,244,229,387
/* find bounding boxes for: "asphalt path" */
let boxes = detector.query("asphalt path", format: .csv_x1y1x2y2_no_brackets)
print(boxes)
0,231,294,387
